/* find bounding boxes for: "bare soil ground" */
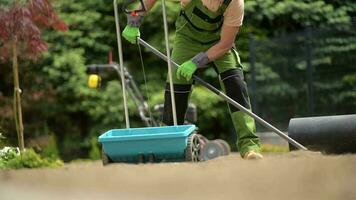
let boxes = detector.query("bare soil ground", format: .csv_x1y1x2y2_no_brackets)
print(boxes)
1,151,356,200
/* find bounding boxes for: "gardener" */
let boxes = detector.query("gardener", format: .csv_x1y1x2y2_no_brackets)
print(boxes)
122,0,263,159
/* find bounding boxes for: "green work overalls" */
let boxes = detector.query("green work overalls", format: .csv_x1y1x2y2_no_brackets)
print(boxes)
163,0,261,157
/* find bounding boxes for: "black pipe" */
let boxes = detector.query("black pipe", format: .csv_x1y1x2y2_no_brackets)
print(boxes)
288,114,356,154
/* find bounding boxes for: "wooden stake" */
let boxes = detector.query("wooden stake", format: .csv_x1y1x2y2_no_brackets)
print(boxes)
12,39,25,151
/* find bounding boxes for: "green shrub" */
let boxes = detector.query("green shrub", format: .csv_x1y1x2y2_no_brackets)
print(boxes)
0,148,63,169
88,136,101,160
0,147,19,161
41,134,60,159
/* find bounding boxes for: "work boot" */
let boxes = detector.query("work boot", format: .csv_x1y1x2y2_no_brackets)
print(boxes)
231,111,261,157
243,151,263,160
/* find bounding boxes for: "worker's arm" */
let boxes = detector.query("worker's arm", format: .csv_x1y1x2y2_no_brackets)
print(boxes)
206,24,240,61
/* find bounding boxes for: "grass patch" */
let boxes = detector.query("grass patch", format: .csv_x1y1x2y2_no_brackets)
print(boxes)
261,144,289,153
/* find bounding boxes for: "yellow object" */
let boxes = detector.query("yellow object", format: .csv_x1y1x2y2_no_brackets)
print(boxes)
88,74,101,88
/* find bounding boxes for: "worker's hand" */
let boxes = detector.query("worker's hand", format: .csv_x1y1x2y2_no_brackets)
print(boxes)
122,26,140,44
177,52,210,81
122,13,143,44
177,60,198,81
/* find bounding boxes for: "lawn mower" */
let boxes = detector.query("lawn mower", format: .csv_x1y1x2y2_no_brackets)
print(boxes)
87,61,197,127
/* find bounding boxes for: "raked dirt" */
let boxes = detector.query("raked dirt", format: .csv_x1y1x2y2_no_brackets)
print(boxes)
1,151,356,200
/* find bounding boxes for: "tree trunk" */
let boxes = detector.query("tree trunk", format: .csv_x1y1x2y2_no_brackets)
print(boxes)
12,40,25,151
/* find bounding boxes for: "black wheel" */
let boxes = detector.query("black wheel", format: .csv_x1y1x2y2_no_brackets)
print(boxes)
102,147,112,166
185,133,201,162
214,139,231,156
196,134,209,144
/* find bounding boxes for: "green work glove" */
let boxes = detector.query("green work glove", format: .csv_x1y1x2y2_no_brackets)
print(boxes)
177,60,198,81
122,13,143,44
122,26,140,44
177,52,210,81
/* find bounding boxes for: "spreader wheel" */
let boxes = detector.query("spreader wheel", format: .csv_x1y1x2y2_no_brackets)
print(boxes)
102,147,112,166
196,134,209,144
200,141,224,161
214,139,231,156
185,133,201,162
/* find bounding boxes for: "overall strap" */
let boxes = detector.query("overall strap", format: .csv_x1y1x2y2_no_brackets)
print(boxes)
177,0,233,45
180,10,222,33
220,0,232,12
179,0,233,33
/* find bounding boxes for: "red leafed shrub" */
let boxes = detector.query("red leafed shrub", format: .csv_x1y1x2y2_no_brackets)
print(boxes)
0,0,68,61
